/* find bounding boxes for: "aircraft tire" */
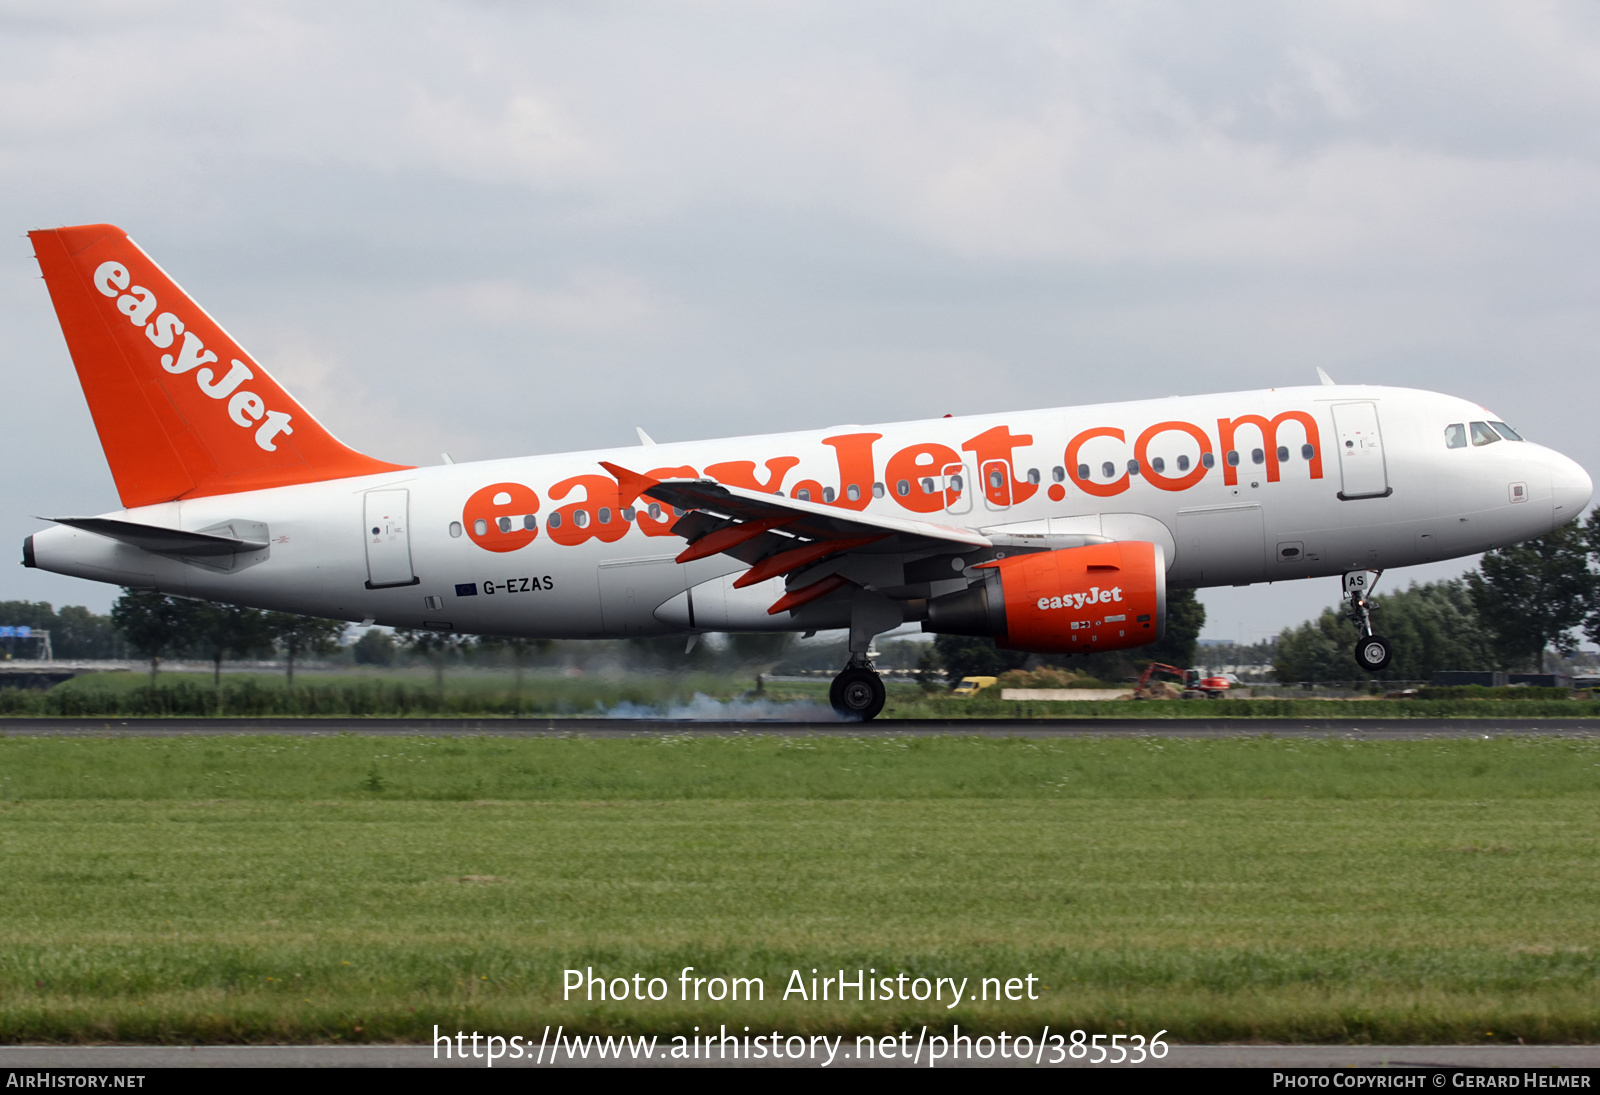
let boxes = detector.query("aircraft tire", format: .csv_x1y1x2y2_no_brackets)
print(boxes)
1355,635,1392,673
830,668,886,721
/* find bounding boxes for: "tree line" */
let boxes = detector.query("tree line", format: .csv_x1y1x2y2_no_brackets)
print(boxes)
0,591,799,683
0,601,125,659
930,510,1600,685
109,591,349,684
89,591,800,684
1276,511,1600,681
12,505,1599,688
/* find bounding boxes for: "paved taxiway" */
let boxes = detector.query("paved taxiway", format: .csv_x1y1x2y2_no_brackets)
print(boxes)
0,716,1595,738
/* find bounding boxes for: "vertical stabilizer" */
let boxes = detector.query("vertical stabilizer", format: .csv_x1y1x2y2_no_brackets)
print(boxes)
29,223,410,507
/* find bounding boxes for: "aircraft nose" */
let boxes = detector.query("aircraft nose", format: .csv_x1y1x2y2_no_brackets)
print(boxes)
1550,450,1593,528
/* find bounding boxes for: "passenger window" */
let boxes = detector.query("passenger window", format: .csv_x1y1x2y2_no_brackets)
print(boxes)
597,508,611,524
497,516,512,533
548,512,563,529
1076,463,1090,480
1026,468,1040,485
1251,448,1265,465
523,514,537,530
449,521,463,538
1151,456,1165,474
1177,454,1191,471
472,519,487,537
872,482,885,498
1226,451,1240,467
647,504,661,521
1276,446,1289,462
1051,466,1066,483
1301,443,1315,460
822,487,836,503
1101,462,1115,479
1126,459,1140,475
1470,421,1500,446
574,510,590,528
622,507,636,522
796,489,811,501
1444,423,1466,449
845,484,860,501
989,470,1004,489
1200,452,1215,469
1489,421,1523,441
896,479,910,497
920,477,935,494
948,475,963,493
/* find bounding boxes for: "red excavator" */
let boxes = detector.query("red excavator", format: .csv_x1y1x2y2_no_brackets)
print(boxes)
1135,663,1232,699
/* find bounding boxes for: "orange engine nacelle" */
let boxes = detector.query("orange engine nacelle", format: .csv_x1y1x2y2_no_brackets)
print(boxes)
923,541,1166,654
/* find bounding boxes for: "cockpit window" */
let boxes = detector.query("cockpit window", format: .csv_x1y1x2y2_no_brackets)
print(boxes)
1470,421,1500,446
1444,423,1466,449
1489,421,1524,441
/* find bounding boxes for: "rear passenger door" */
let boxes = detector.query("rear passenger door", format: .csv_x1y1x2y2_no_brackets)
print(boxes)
364,489,418,588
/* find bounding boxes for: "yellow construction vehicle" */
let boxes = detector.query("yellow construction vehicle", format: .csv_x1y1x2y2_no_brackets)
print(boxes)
951,676,999,697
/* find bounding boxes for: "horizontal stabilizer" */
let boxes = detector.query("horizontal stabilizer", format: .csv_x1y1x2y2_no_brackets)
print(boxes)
46,516,267,557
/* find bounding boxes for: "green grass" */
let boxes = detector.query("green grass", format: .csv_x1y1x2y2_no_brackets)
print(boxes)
2,670,1598,717
886,694,1600,719
0,670,760,717
0,734,1597,1043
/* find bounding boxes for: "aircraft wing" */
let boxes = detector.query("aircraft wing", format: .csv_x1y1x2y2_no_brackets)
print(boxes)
603,462,1015,615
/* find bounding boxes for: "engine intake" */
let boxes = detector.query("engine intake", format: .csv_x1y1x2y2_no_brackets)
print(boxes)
924,541,1166,653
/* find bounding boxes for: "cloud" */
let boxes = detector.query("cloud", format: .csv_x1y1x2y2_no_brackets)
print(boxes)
2,0,1599,633
246,334,466,467
424,269,680,336
405,88,598,189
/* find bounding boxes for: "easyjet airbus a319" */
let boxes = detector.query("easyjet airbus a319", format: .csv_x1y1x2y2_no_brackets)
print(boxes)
21,224,1594,717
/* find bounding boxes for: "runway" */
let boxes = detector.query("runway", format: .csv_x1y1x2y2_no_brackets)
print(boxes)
0,1043,1597,1069
0,716,1596,738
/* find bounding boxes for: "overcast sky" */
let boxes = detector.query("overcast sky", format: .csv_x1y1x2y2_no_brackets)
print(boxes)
2,1,1597,640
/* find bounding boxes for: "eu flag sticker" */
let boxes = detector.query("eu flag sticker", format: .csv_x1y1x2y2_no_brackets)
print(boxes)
455,583,478,597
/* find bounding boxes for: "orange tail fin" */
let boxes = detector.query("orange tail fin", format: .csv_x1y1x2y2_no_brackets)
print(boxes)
29,224,410,508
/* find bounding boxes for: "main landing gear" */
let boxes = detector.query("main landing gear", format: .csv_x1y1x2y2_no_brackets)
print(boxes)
828,590,899,720
830,655,886,721
1344,570,1392,672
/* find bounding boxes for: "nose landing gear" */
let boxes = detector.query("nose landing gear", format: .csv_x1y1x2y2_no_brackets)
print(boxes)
1344,570,1391,672
1355,635,1392,672
829,656,887,720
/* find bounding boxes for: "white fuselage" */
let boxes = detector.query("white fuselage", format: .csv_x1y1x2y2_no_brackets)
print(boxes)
28,384,1592,639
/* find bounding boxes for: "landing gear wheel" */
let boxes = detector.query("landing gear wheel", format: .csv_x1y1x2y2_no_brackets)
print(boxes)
830,667,886,721
1355,635,1392,672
